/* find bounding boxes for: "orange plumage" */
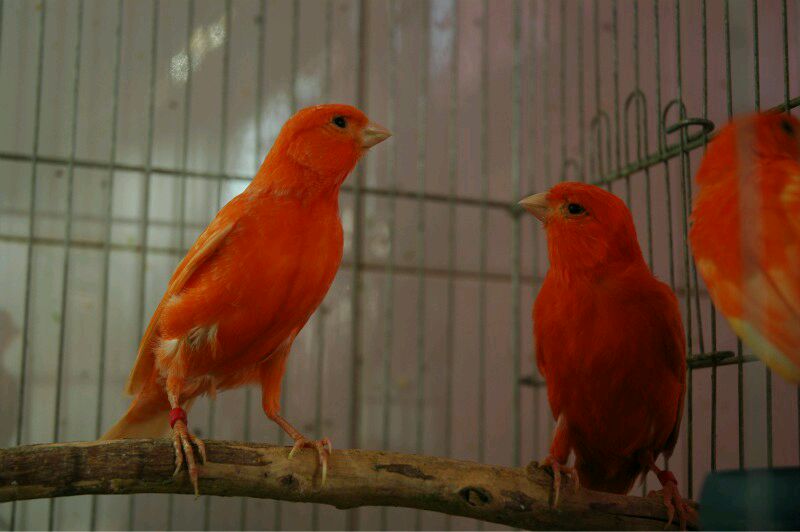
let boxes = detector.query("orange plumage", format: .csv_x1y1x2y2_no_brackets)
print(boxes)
520,182,692,526
690,112,800,383
102,104,390,492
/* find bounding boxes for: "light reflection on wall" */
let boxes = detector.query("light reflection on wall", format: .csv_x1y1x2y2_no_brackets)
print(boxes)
169,14,228,83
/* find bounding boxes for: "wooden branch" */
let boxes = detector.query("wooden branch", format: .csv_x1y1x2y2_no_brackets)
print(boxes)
0,440,696,530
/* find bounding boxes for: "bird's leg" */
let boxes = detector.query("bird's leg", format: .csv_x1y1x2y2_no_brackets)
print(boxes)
270,412,332,485
541,416,579,508
167,386,205,497
260,334,331,484
646,457,696,530
542,455,580,508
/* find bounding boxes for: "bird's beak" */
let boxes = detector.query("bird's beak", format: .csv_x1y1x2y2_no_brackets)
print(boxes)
518,192,550,222
361,122,392,148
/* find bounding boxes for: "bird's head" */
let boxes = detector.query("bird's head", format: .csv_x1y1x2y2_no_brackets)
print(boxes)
746,112,800,161
272,103,391,184
519,182,644,275
697,112,800,187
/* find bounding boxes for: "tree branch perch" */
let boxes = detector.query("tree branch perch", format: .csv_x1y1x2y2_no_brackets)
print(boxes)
0,440,696,530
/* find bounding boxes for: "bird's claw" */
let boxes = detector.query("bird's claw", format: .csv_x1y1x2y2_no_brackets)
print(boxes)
648,481,695,530
542,455,580,508
171,420,206,498
288,436,332,485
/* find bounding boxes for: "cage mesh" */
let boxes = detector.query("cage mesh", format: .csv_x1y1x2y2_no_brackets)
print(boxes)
0,0,799,530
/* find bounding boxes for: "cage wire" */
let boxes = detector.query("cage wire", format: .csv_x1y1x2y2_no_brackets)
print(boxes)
0,0,799,530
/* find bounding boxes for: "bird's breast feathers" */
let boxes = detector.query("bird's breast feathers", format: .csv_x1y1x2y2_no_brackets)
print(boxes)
156,197,343,377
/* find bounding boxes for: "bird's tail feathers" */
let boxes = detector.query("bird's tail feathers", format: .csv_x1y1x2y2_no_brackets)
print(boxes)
574,455,645,495
101,386,179,440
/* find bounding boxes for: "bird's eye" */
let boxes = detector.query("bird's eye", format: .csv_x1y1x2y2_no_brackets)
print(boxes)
567,203,586,215
332,116,347,129
780,118,795,136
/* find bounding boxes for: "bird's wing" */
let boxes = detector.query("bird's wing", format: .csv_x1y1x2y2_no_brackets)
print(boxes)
731,161,800,382
125,208,238,395
533,277,555,380
693,160,800,383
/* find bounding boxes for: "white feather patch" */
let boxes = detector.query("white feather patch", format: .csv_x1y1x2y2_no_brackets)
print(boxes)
186,323,219,352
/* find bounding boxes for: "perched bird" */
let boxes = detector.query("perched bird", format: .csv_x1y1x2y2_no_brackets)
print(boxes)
690,112,800,384
520,182,692,527
102,104,391,494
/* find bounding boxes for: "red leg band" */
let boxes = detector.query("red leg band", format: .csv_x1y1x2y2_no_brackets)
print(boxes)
169,407,187,428
657,470,677,486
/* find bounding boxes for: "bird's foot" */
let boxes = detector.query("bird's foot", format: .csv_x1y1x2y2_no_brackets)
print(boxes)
542,455,580,508
647,471,696,530
170,408,206,497
288,435,333,485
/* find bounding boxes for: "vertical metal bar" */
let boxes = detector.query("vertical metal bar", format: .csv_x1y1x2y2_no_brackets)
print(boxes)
175,0,195,255
542,0,551,187
510,0,522,469
781,0,789,111
592,0,599,135
274,3,299,528
477,0,489,474
167,1,195,526
378,0,398,528
216,0,231,206
722,0,745,469
631,3,653,493
592,0,606,187
752,0,760,110
683,0,709,485
780,0,800,466
611,0,627,204
240,2,266,527
653,0,663,157
346,0,369,528
724,1,734,120
611,0,619,173
413,4,429,530
529,0,541,460
749,0,773,469
633,1,654,271
310,306,327,532
49,2,84,528
10,1,47,528
699,0,718,474
673,0,696,499
577,0,585,182
203,2,232,529
0,0,4,75
442,2,459,528
558,0,566,180
52,37,86,444
129,0,160,527
654,0,678,483
89,1,125,528
312,2,333,529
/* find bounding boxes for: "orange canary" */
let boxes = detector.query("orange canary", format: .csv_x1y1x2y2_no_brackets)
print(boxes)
690,112,800,383
520,182,692,527
102,104,391,494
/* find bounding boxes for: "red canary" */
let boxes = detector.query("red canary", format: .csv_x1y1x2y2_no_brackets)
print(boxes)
690,112,800,383
102,104,391,494
520,182,692,527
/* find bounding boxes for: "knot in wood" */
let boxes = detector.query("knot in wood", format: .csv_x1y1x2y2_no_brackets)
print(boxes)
459,486,492,507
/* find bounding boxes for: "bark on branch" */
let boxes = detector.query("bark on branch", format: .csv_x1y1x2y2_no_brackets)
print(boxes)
0,440,696,530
